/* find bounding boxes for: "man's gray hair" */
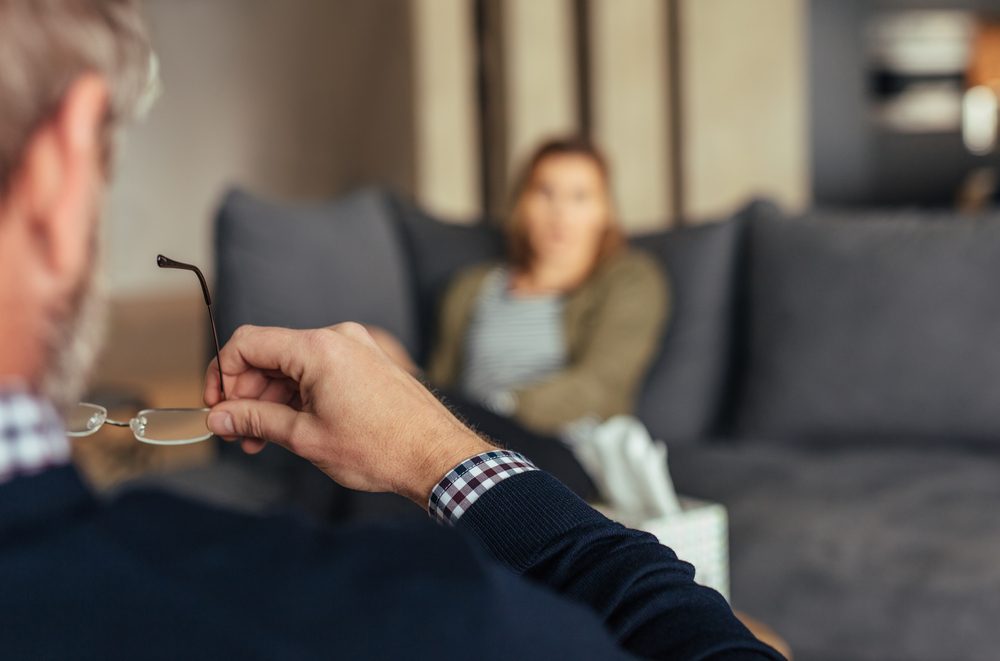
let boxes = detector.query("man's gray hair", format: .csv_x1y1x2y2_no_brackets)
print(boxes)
0,0,155,190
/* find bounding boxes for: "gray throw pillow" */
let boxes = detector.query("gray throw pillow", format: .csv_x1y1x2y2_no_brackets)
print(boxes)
214,187,419,355
634,211,748,443
736,209,1000,442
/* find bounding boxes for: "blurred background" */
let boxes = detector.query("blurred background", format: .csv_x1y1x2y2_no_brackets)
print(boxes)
71,3,1000,657
93,0,805,456
103,0,805,296
85,0,1000,477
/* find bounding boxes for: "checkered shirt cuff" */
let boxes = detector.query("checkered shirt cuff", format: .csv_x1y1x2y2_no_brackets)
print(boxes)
428,450,538,525
0,389,71,485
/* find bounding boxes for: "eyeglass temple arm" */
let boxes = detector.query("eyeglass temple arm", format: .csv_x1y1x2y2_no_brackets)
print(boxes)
157,255,211,304
156,254,226,400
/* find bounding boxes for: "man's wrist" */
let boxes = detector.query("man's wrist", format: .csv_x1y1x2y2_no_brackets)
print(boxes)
428,450,539,524
403,429,495,506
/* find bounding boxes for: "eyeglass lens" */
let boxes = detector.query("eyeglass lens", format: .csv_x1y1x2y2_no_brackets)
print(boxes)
65,403,108,437
131,408,211,445
65,403,211,445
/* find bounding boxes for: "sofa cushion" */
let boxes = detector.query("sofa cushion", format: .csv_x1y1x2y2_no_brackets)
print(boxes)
736,209,1000,442
634,210,748,443
214,187,419,354
670,440,1000,661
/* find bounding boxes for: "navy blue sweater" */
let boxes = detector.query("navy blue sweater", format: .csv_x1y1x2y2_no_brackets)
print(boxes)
0,466,782,660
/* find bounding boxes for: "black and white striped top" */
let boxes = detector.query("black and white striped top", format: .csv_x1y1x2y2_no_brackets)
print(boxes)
459,268,568,411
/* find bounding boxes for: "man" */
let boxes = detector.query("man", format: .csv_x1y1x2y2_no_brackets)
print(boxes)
0,1,782,659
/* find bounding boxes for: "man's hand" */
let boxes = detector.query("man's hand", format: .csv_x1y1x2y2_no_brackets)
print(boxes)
203,323,494,506
364,325,420,376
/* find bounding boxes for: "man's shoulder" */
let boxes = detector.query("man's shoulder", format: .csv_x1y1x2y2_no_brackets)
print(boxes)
107,485,484,571
0,474,628,659
93,489,567,655
1,480,497,639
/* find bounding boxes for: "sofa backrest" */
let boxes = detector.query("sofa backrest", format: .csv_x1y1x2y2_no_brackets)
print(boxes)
392,194,754,444
214,186,753,444
632,216,747,443
386,197,504,365
214,187,419,355
733,207,1000,444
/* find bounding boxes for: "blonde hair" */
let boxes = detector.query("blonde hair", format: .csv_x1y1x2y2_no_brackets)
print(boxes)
0,0,156,191
505,136,624,272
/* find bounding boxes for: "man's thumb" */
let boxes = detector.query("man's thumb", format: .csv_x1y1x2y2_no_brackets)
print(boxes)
207,399,300,447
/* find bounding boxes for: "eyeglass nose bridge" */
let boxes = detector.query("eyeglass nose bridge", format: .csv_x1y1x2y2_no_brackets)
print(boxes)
96,415,146,434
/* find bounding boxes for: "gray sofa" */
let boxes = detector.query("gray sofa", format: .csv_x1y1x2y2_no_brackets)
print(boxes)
212,187,1000,661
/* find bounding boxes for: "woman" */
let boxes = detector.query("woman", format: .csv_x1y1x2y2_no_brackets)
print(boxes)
372,137,669,501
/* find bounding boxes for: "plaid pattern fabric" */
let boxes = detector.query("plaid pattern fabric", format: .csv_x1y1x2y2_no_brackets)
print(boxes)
0,389,70,484
428,450,537,525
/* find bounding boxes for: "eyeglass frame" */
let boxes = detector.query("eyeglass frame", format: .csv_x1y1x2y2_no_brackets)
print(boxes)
67,254,225,445
66,402,213,445
156,254,226,401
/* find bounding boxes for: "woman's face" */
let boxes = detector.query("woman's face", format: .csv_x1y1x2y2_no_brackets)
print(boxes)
520,154,610,267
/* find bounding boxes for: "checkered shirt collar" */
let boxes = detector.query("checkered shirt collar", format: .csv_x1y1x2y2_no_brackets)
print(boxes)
0,388,71,485
428,450,537,525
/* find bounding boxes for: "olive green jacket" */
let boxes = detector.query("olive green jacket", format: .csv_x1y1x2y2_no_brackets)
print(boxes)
426,250,670,434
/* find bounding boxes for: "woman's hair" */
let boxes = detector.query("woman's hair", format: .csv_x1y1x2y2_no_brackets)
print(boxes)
506,136,624,271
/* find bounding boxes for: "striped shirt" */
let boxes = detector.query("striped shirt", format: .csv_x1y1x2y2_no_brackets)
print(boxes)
459,268,567,412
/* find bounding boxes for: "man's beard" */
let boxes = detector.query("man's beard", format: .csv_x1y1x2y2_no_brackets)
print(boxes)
40,236,108,414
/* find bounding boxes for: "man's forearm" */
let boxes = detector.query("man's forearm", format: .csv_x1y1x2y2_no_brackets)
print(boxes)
455,470,784,661
201,323,780,659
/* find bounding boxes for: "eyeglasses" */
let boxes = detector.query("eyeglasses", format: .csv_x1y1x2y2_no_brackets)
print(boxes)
66,255,225,445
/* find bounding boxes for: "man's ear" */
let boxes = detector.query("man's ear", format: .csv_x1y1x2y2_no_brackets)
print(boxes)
17,73,109,290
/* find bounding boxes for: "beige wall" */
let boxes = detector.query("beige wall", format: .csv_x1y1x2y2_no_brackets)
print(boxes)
106,0,414,297
503,0,579,179
412,0,480,221
590,0,674,231
679,0,810,221
494,0,809,228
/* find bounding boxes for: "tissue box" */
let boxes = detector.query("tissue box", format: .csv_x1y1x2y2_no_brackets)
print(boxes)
596,497,730,602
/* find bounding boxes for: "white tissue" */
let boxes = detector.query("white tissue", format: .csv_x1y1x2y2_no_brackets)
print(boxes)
561,415,682,518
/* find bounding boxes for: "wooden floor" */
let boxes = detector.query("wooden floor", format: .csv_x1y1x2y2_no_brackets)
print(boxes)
72,293,216,490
